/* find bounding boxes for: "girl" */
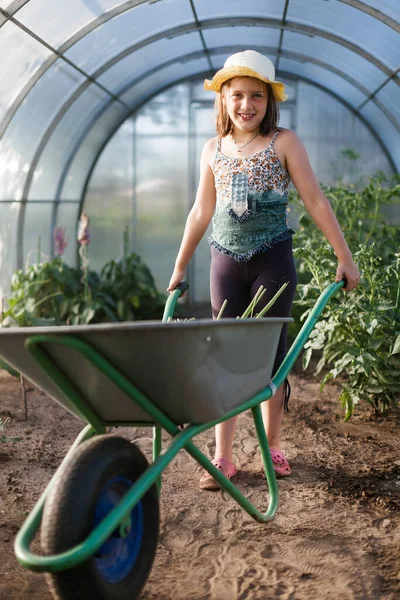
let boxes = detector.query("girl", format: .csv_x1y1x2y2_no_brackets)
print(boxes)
167,50,360,490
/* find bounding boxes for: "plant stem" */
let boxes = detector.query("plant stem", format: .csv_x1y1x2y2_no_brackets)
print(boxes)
256,282,288,318
20,375,28,421
364,194,380,245
394,255,400,328
240,285,266,319
123,226,129,265
32,291,63,310
79,245,90,301
216,299,227,320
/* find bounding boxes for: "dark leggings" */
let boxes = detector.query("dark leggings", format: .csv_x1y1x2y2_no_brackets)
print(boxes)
210,239,297,407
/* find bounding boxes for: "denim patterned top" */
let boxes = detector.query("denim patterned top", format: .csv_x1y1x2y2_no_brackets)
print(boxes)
209,129,295,261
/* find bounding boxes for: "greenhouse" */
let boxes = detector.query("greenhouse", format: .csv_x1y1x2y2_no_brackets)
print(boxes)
0,0,399,306
1,3,400,600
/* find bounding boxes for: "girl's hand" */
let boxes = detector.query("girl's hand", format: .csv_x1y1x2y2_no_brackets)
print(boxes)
335,261,360,292
167,268,186,292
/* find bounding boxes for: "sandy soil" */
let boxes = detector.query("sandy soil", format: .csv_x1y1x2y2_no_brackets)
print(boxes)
0,368,399,600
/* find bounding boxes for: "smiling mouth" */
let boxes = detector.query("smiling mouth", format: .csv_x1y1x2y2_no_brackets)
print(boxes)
238,113,255,120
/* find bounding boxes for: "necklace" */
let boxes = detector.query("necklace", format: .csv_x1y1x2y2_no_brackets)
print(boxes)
231,132,259,153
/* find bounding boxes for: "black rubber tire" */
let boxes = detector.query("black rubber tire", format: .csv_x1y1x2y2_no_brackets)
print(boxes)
41,435,159,600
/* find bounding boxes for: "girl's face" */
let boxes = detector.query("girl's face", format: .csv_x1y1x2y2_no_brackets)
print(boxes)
223,77,268,134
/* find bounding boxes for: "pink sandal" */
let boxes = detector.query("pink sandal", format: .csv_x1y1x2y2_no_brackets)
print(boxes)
270,447,291,477
199,458,238,490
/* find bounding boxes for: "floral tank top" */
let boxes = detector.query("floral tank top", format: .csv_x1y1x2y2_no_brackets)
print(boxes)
209,129,294,261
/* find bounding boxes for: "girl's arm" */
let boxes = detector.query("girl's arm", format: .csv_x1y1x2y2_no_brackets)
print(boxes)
167,139,217,291
280,131,360,291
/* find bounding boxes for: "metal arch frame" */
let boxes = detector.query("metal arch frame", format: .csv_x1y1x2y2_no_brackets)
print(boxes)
0,0,201,137
0,0,30,21
1,6,397,266
13,81,129,266
2,0,398,34
1,10,399,141
24,60,400,268
49,64,398,267
2,0,193,268
277,71,398,174
96,68,400,179
275,0,290,73
72,68,398,228
63,67,398,262
0,6,134,139
0,1,163,138
16,32,400,204
49,99,131,254
0,0,148,30
187,0,214,71
17,45,399,261
51,98,130,254
339,0,400,32
358,66,400,111
67,110,135,267
53,45,369,198
28,41,400,213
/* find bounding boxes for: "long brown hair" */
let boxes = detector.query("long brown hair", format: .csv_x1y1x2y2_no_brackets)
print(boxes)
215,80,280,138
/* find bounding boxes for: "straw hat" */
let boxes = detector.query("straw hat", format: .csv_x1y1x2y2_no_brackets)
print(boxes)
204,50,288,102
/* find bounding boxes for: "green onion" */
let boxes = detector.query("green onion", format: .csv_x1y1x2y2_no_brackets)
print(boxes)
240,285,266,319
170,282,289,322
216,299,228,320
255,282,288,318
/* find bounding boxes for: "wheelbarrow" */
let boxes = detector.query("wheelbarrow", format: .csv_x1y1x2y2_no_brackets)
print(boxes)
0,280,345,600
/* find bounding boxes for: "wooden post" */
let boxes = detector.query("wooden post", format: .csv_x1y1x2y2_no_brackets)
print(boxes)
20,375,28,421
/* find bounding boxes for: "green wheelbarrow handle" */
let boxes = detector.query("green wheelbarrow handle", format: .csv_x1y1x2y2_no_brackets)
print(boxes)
162,281,189,322
270,279,346,390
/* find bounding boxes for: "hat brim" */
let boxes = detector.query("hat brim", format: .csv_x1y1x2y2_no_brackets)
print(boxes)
204,66,288,102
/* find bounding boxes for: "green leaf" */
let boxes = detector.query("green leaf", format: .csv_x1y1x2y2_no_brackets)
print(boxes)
315,356,326,375
320,372,333,392
366,318,378,335
117,299,125,320
339,389,354,421
31,316,58,326
0,359,19,377
377,303,394,311
83,308,96,324
391,334,400,355
102,305,119,322
366,386,384,393
302,347,312,371
1,435,21,443
131,296,140,309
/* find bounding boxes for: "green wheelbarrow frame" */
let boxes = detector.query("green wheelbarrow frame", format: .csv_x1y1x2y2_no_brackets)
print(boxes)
13,280,344,574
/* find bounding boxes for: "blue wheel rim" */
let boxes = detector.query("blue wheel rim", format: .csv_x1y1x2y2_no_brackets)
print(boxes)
93,475,144,584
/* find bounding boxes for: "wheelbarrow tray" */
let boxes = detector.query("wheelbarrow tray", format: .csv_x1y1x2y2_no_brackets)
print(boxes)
0,318,291,424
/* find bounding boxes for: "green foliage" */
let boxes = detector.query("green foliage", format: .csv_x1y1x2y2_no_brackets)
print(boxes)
340,148,361,161
4,258,87,326
2,253,166,327
0,359,19,377
0,417,21,443
329,148,362,186
292,174,400,270
99,254,166,322
292,175,400,418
